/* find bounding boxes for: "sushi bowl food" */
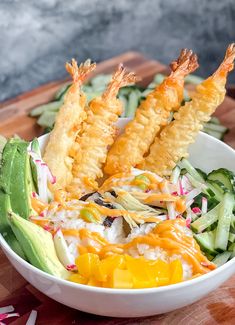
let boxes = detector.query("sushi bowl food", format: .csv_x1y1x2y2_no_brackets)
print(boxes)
0,45,235,317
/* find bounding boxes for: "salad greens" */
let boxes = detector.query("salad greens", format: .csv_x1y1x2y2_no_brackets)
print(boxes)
29,73,228,140
177,159,235,264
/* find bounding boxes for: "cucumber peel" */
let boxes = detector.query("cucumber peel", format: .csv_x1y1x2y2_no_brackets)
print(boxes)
191,202,221,233
194,230,217,255
207,168,235,193
212,251,232,267
180,159,205,184
206,180,228,202
215,192,234,252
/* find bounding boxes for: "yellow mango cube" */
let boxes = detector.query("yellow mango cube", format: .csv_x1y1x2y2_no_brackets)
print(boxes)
110,268,133,289
95,254,126,282
125,255,155,288
75,253,100,278
170,259,183,284
87,277,102,287
69,273,87,285
149,260,170,286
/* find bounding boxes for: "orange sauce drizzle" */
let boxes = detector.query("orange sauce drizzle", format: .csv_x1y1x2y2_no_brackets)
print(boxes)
175,198,186,213
63,219,215,275
99,172,134,192
31,197,48,214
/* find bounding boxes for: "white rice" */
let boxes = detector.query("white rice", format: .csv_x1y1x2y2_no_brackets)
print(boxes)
46,200,193,280
127,223,157,241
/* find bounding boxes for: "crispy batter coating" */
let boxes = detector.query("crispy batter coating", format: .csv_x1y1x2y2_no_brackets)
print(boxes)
68,64,138,192
104,49,198,176
141,44,235,176
43,59,96,191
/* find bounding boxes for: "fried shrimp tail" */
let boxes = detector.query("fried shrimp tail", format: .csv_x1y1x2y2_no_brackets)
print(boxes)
43,59,96,191
104,49,198,176
141,44,235,176
68,64,139,193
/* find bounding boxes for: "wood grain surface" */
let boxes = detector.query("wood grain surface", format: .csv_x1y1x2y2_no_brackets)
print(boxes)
0,52,235,324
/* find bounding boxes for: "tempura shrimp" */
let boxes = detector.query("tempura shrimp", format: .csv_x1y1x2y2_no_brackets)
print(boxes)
43,59,96,191
104,49,198,176
68,64,138,193
141,44,235,176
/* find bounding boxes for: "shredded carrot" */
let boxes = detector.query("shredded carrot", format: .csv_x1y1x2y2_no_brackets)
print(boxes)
175,198,186,213
31,197,48,214
142,193,179,203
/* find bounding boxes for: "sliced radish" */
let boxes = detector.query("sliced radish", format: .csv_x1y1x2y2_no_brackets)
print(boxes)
201,197,208,214
0,306,14,314
26,310,37,325
54,229,75,267
185,188,202,202
181,175,194,192
160,181,177,220
0,313,19,321
192,207,201,214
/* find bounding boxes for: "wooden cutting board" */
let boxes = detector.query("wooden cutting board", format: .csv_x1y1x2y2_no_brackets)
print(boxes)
0,52,235,324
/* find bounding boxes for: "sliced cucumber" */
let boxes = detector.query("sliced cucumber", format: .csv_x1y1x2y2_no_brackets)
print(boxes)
125,90,140,118
205,253,215,261
212,251,232,267
207,168,235,193
153,73,165,84
186,174,213,197
229,232,235,243
141,88,152,97
54,83,71,101
53,229,75,267
184,74,204,85
170,166,181,184
195,168,207,181
179,168,187,176
209,116,220,125
204,123,228,133
119,95,128,117
30,100,63,117
86,91,103,103
37,111,57,128
231,214,235,228
191,202,221,233
31,138,41,157
215,192,234,252
206,180,228,202
194,230,217,255
180,159,205,183
203,129,224,140
228,243,235,258
90,74,111,88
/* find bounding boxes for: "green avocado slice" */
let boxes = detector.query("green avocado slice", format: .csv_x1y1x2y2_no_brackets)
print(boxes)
10,140,36,219
8,211,70,279
0,140,26,258
0,135,7,162
29,138,41,193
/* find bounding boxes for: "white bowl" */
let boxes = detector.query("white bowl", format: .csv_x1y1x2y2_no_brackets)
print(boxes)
0,118,235,317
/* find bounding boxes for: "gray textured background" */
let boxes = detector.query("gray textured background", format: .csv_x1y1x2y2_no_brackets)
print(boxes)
0,0,234,102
